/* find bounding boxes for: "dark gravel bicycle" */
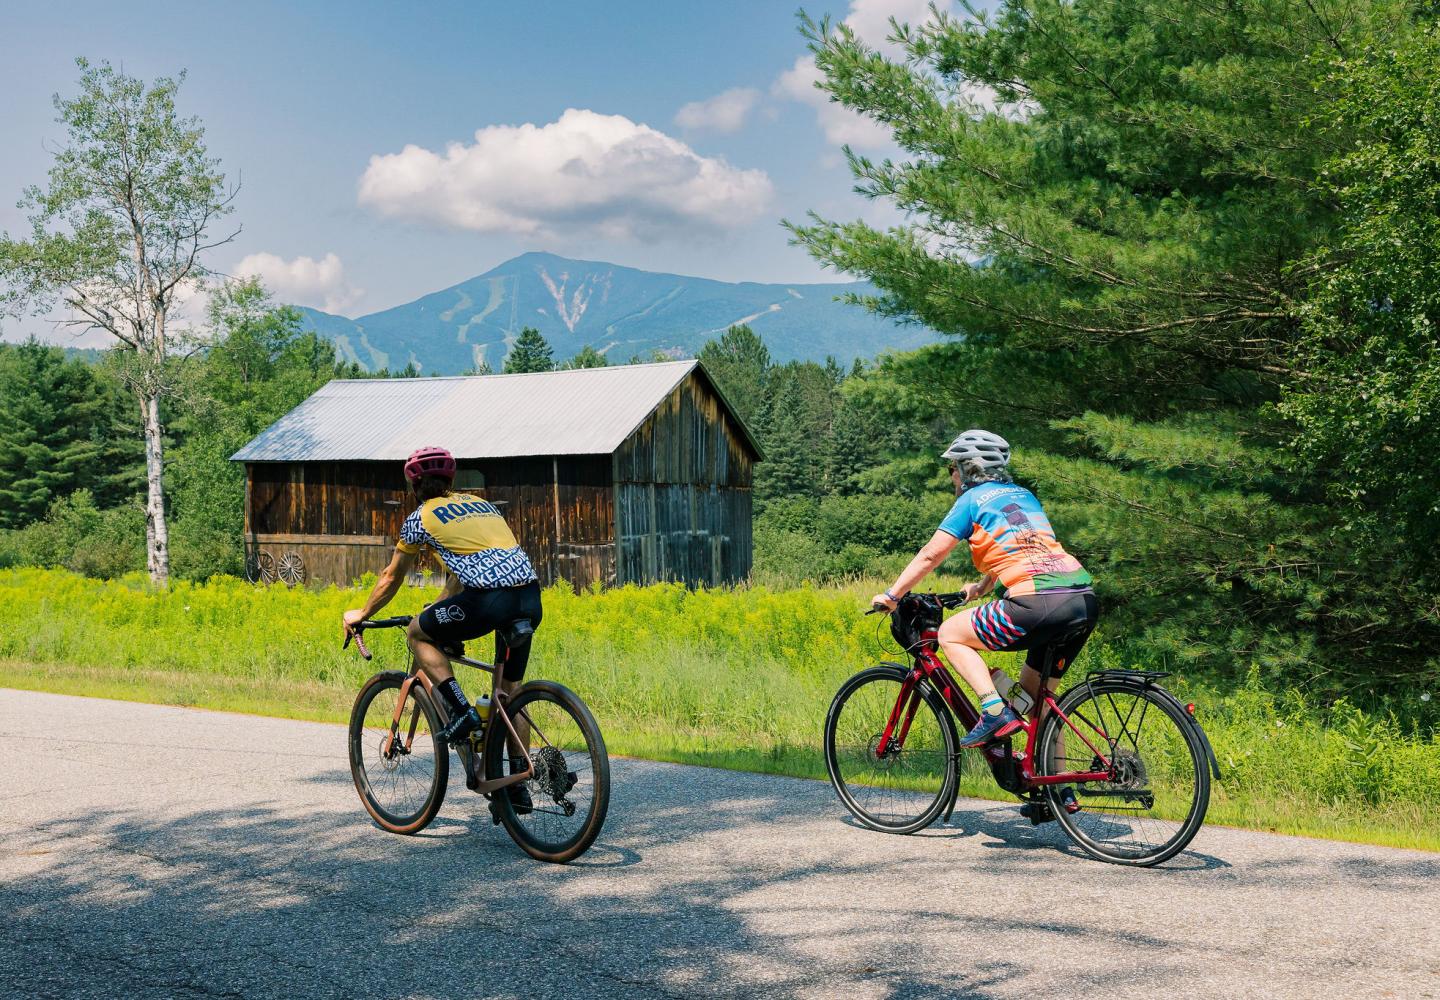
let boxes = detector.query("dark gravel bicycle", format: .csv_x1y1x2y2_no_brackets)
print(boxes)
823,592,1220,866
345,615,609,863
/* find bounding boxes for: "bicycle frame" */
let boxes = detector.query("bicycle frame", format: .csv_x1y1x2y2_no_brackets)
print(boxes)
879,627,1113,788
369,629,534,794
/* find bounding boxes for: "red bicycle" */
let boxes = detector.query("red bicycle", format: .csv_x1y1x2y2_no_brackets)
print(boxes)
823,592,1218,866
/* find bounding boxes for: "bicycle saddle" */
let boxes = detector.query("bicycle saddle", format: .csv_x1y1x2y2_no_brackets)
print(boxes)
499,618,534,649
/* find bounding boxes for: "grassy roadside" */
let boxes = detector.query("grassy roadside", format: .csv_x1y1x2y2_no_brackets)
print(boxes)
2,567,1437,853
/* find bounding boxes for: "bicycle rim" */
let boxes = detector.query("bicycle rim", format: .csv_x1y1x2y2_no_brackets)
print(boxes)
349,672,448,834
485,681,609,863
1040,680,1209,866
824,665,957,834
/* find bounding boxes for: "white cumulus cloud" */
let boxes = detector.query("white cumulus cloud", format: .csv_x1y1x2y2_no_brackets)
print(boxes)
674,87,762,133
235,252,363,315
843,0,943,54
356,109,774,241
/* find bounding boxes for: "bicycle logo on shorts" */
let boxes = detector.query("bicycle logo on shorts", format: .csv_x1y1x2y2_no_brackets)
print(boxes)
435,605,466,624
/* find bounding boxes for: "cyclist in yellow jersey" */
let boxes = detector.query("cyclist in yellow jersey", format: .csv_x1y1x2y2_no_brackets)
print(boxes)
342,447,541,772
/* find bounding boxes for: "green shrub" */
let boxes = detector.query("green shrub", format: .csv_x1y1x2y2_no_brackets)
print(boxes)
6,491,145,578
170,517,245,581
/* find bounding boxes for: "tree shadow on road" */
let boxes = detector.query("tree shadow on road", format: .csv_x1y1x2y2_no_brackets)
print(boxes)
2,753,1424,999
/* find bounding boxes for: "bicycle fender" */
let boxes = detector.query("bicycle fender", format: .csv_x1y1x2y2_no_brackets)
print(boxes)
1186,715,1222,781
1142,684,1223,782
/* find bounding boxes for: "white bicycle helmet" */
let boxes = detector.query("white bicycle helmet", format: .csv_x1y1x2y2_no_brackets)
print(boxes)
941,429,1010,469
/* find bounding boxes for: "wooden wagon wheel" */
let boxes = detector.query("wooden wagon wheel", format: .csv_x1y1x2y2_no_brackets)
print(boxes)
276,551,306,587
246,551,277,585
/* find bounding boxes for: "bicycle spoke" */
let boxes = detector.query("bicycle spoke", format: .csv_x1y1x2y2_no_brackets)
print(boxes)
494,689,604,856
353,681,442,830
826,669,953,832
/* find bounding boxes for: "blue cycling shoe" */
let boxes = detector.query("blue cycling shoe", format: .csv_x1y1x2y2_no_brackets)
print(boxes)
960,705,1023,748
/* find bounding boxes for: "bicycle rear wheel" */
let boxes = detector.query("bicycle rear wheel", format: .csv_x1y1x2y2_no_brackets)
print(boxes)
484,680,609,863
349,671,448,834
1038,678,1209,866
824,663,958,834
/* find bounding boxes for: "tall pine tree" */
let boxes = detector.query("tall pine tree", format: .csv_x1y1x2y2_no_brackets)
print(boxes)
0,339,138,528
698,324,770,427
503,327,555,373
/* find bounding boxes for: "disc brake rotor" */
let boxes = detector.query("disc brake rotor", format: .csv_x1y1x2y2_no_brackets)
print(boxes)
868,733,900,770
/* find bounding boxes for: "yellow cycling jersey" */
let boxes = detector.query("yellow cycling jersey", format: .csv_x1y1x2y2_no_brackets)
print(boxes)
396,493,536,589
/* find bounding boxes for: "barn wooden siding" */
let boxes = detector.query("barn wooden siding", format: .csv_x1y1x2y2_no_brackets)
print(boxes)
244,457,615,588
469,456,614,589
241,366,756,590
611,371,755,586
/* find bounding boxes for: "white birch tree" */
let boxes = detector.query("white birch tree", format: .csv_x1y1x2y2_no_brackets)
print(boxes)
0,59,236,585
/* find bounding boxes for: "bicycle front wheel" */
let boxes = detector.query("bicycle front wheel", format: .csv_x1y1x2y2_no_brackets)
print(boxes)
484,680,610,863
349,671,448,834
824,663,958,834
1038,678,1210,866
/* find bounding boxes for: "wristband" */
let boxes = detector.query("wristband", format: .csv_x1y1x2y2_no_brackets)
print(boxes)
884,589,900,603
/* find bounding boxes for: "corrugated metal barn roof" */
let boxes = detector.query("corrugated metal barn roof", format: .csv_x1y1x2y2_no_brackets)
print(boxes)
231,360,755,462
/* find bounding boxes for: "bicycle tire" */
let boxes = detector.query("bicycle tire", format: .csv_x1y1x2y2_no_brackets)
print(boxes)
824,663,958,834
349,671,448,835
484,680,610,863
1038,677,1210,866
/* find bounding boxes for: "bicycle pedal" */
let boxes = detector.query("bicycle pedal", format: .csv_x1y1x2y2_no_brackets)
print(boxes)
1020,801,1056,825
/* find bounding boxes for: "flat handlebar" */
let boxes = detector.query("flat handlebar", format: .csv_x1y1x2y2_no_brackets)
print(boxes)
865,591,969,615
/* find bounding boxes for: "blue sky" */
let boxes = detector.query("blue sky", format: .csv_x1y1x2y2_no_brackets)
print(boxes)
0,0,961,339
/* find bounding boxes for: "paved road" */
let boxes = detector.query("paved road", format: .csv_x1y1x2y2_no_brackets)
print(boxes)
2,689,1437,1000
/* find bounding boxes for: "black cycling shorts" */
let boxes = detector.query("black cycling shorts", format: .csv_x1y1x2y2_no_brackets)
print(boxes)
417,581,543,682
970,590,1098,677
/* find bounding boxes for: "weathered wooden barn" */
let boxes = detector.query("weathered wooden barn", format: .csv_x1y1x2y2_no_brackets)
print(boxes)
230,360,760,589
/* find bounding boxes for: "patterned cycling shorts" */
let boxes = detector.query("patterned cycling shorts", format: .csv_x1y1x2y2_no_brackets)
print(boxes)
971,590,1098,676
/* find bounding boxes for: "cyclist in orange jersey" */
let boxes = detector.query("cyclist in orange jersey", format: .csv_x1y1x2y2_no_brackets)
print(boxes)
871,430,1097,776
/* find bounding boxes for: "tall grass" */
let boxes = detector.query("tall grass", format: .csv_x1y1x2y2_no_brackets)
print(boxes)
2,568,1436,850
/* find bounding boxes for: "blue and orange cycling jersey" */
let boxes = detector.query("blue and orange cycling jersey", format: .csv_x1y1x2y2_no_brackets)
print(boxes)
937,482,1092,597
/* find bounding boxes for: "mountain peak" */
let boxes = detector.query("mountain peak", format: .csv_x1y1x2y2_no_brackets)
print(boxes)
296,255,934,374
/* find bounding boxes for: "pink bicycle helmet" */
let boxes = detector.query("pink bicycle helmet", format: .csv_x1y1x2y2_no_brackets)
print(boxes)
404,446,456,487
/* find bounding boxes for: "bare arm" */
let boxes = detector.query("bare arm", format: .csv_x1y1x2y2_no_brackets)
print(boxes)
344,549,417,634
438,571,463,602
874,531,961,607
966,572,997,602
